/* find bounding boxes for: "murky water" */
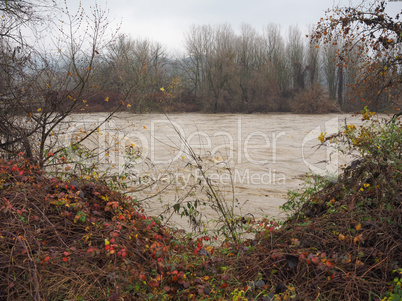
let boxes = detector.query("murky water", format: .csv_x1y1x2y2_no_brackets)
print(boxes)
66,112,367,230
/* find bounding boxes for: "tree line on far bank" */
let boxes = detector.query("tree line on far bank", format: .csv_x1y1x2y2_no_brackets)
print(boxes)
96,21,400,114
1,2,400,116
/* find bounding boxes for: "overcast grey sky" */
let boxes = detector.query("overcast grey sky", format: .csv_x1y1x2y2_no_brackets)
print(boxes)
74,0,402,54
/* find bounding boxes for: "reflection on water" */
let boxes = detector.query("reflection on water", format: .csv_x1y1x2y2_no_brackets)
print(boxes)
67,112,366,230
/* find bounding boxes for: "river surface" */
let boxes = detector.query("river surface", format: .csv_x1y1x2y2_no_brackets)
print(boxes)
64,112,369,230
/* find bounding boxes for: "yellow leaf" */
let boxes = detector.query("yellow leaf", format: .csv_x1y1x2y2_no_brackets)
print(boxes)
356,260,364,268
338,233,345,241
143,125,147,129
205,246,214,253
37,108,42,112
105,97,109,102
318,132,327,143
355,223,361,231
127,104,131,108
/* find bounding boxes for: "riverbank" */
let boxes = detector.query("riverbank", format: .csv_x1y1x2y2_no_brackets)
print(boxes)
0,111,401,300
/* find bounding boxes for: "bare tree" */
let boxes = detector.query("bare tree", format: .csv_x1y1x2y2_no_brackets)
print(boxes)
183,24,236,112
287,25,306,91
312,0,402,110
101,35,168,112
235,24,262,112
182,24,214,98
0,1,121,166
321,41,339,100
263,24,290,93
306,27,320,87
206,24,236,112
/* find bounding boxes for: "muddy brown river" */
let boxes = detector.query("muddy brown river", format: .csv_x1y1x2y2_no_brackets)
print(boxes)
64,112,370,231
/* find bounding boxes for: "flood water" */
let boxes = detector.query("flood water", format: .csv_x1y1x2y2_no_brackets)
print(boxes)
66,112,368,230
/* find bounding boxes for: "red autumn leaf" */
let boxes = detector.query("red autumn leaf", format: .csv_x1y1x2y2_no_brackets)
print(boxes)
63,251,70,256
62,257,68,262
150,281,159,287
220,283,228,289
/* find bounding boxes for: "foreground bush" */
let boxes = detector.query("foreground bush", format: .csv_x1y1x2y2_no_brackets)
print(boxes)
292,85,340,114
0,159,195,300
